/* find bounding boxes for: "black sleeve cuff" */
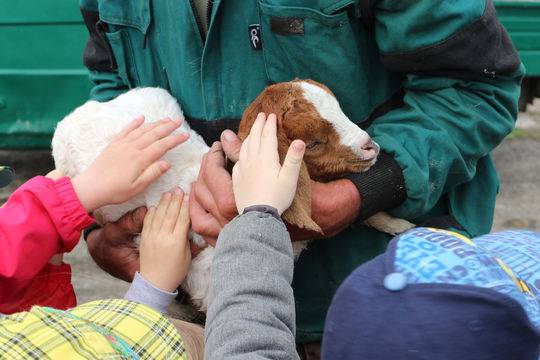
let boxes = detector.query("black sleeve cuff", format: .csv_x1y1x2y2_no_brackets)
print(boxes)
82,222,102,242
242,205,282,221
345,151,407,223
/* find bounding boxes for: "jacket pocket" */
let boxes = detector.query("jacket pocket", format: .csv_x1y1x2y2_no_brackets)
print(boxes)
98,0,151,33
260,2,359,82
105,29,140,88
258,1,377,123
99,0,151,88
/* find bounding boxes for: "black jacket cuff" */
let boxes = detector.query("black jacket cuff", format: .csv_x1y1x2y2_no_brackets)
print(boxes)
345,152,407,223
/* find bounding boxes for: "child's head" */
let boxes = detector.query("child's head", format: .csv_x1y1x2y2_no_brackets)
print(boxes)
323,228,540,360
1,299,204,360
168,318,205,360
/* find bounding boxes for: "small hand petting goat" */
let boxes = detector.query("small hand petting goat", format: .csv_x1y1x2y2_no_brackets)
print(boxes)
52,79,414,312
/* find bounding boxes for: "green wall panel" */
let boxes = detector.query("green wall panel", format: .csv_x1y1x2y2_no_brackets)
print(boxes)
0,0,93,149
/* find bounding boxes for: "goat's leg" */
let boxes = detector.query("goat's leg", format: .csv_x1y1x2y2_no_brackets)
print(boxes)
363,211,415,236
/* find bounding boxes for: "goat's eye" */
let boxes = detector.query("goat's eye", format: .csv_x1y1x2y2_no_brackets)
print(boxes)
305,141,321,150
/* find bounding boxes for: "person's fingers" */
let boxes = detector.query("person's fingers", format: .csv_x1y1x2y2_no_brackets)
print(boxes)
196,144,236,218
189,182,222,245
238,135,250,163
175,193,191,237
175,194,191,258
141,205,157,241
189,181,216,222
261,113,277,141
220,129,242,163
162,187,184,234
118,206,148,234
151,192,173,233
124,117,169,141
205,141,226,168
115,115,146,140
131,117,182,149
280,139,306,182
247,113,266,155
142,132,190,163
133,160,172,192
86,220,142,283
260,113,279,161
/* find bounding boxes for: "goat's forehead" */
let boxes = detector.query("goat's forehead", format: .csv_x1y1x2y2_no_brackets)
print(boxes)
298,81,370,144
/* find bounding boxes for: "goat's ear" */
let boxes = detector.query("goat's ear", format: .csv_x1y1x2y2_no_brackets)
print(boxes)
277,122,323,235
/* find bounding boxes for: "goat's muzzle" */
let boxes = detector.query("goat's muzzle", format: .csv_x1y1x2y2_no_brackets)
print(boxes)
358,138,380,161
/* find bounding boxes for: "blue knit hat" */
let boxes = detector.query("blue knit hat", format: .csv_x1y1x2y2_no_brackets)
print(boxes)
322,228,540,360
0,166,14,188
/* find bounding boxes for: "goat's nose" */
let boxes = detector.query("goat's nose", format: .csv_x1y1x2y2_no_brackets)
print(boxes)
359,139,380,160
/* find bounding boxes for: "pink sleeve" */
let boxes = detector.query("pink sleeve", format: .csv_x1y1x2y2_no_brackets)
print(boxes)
0,176,94,302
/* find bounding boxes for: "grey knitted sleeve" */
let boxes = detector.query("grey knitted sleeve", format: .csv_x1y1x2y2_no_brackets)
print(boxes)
124,271,178,315
204,211,300,359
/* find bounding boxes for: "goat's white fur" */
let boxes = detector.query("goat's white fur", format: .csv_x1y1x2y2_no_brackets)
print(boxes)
299,81,377,160
52,87,214,311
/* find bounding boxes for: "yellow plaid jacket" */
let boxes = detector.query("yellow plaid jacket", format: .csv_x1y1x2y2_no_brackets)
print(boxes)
0,299,188,359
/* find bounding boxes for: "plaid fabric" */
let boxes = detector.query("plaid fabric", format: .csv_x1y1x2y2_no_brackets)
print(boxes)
0,299,188,359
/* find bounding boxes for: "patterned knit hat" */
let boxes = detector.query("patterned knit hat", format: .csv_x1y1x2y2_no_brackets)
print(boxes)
0,166,14,188
0,299,188,359
322,228,540,360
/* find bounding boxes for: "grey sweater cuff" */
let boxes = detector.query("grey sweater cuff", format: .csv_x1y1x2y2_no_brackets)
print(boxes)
242,204,281,221
124,271,178,315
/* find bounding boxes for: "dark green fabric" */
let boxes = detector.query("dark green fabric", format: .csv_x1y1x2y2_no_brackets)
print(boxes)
79,0,524,343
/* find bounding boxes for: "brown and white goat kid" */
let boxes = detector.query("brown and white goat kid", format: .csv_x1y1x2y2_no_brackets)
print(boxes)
237,79,414,245
52,80,413,312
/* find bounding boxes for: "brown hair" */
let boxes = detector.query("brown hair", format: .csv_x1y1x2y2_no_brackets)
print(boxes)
168,318,205,360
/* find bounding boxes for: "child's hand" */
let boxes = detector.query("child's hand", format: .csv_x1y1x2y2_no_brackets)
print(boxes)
140,188,191,293
48,254,64,266
232,113,305,215
72,116,190,213
45,169,65,181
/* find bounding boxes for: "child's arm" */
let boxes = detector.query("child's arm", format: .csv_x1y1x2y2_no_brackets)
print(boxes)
0,116,189,304
205,113,305,359
124,188,191,315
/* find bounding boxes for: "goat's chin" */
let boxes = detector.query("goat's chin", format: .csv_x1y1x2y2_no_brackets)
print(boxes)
350,157,377,173
362,158,377,172
292,240,310,261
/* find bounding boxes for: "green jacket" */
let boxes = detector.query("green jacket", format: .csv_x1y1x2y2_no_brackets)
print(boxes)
79,0,523,343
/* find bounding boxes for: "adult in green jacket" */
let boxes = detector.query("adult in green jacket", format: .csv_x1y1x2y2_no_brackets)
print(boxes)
80,0,523,350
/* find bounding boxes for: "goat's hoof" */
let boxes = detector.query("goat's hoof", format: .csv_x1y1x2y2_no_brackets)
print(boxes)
382,219,415,236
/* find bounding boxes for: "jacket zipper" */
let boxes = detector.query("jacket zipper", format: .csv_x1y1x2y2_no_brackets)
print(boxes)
189,0,212,42
206,0,213,32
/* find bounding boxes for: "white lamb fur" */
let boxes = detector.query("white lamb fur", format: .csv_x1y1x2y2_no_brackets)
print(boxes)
52,87,214,311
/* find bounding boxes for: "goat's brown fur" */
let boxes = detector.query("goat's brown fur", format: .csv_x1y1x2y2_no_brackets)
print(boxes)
238,79,375,235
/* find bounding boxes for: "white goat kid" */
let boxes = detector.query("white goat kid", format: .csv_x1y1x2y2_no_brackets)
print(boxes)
52,87,214,311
